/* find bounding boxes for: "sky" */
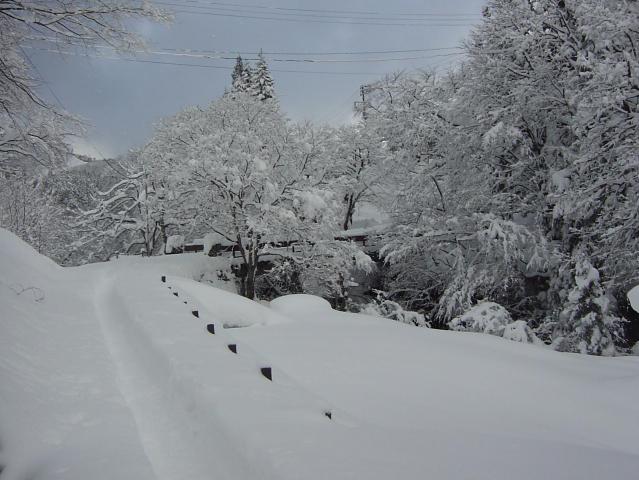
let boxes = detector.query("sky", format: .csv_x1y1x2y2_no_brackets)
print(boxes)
28,0,487,159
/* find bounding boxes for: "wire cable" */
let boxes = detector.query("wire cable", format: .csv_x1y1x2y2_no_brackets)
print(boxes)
27,37,466,64
165,0,482,18
162,7,476,28
157,1,480,22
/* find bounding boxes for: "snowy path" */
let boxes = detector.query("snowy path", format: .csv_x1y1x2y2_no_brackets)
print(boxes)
90,265,356,480
93,270,271,480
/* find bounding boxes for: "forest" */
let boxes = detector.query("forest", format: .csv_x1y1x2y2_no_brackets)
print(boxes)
1,0,638,356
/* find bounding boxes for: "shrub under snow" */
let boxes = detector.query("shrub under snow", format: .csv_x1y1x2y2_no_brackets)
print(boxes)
449,301,512,336
502,320,542,345
450,303,543,346
361,291,429,327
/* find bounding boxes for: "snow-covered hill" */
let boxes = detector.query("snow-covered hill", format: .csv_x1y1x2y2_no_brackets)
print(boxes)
1,228,639,480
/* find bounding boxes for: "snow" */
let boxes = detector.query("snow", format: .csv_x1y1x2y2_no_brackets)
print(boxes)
628,284,639,314
502,320,543,345
270,294,332,319
551,168,571,193
449,301,512,336
165,234,184,252
0,230,155,480
201,231,234,253
2,228,639,479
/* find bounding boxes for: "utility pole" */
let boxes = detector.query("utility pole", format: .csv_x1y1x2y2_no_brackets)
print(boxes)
355,83,371,120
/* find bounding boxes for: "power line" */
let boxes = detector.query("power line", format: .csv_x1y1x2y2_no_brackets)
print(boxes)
162,7,476,28
158,1,479,22
162,46,464,56
25,47,394,76
27,35,464,56
29,40,466,64
166,0,482,18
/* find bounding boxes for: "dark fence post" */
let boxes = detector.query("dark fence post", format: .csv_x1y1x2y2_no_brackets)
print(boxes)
161,275,166,283
260,367,272,381
173,292,178,297
192,310,199,318
324,411,332,420
227,344,237,354
206,324,216,335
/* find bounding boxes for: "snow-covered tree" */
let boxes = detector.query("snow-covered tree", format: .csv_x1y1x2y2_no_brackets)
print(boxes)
0,172,66,257
76,151,193,258
230,52,276,102
360,0,637,352
552,251,625,355
327,124,389,230
250,51,275,101
231,56,248,93
143,93,370,298
241,63,254,97
77,168,158,256
360,290,429,327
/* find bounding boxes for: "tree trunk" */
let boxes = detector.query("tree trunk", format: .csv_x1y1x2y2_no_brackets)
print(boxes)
160,219,168,254
343,194,355,231
240,260,257,299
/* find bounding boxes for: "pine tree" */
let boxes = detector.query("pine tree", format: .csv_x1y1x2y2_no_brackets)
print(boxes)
553,251,625,356
231,56,247,93
241,62,254,95
251,51,275,101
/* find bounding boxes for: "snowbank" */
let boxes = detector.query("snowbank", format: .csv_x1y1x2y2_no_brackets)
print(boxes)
0,228,60,285
269,294,332,319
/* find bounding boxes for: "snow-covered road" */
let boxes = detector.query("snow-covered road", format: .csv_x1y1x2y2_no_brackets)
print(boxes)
2,228,639,480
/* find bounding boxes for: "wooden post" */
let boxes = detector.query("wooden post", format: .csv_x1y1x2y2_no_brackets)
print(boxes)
260,367,272,381
206,324,216,335
161,275,166,283
227,344,237,354
324,411,332,420
192,310,199,318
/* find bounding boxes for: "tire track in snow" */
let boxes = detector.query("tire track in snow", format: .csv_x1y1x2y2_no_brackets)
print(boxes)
94,273,267,480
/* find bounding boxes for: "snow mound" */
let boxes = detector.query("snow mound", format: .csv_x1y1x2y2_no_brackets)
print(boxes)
0,228,65,308
270,294,332,319
449,301,512,336
628,285,639,314
0,228,60,283
502,320,542,344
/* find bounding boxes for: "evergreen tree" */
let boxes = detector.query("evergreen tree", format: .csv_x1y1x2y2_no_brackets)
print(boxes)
231,56,247,93
241,62,254,95
553,251,625,356
251,51,275,101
